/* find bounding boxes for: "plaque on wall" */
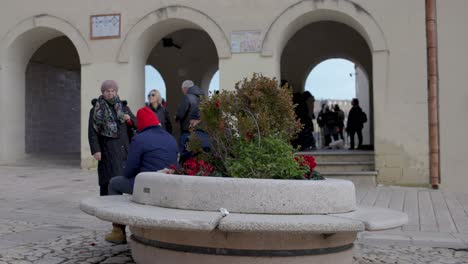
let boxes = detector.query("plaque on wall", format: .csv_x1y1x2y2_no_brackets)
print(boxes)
231,31,262,53
90,14,121,40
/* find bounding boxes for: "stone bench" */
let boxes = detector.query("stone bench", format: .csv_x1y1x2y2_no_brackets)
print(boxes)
81,172,408,264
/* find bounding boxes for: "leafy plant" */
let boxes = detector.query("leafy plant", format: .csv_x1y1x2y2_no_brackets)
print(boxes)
183,73,323,180
226,136,308,179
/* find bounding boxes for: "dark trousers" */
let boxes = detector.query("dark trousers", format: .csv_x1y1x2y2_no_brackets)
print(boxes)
100,183,109,196
349,129,363,149
108,176,133,195
338,126,344,140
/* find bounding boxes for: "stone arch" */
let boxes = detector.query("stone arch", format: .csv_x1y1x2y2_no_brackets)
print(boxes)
0,14,88,163
117,5,231,63
0,14,91,66
261,0,388,57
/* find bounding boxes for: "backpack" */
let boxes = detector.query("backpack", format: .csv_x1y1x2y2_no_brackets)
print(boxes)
361,111,368,124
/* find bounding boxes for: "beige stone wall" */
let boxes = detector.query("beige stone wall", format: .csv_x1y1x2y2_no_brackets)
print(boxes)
0,0,456,189
437,0,468,192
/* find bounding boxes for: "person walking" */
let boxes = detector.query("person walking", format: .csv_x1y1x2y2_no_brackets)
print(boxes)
346,98,367,150
334,104,345,140
88,80,136,243
147,89,172,134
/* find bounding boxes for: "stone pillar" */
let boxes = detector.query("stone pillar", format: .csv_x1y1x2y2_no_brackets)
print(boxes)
355,65,371,145
219,54,279,91
0,55,27,164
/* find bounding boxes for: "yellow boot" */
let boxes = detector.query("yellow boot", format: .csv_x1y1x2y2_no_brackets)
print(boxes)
105,224,126,244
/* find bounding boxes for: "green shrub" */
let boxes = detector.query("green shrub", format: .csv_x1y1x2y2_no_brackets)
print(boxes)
226,137,308,179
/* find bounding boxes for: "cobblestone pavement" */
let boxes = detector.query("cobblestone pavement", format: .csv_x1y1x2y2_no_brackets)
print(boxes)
0,230,132,264
1,161,468,263
1,229,468,264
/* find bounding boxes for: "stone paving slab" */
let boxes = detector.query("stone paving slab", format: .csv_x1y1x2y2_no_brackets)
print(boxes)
358,231,467,249
1,230,468,264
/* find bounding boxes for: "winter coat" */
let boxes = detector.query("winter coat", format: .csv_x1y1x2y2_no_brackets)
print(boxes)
346,106,365,132
291,93,315,150
149,104,173,134
88,98,137,186
175,85,204,132
124,125,178,186
336,109,345,128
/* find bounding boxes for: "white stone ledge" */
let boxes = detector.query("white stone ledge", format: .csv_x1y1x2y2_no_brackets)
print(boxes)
330,207,409,231
81,197,392,234
219,213,364,233
80,196,223,231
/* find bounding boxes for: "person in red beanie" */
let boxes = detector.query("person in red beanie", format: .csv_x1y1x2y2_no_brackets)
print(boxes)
106,106,178,243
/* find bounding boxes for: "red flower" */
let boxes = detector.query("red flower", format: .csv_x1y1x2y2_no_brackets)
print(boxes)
246,132,254,140
214,100,220,108
296,155,317,179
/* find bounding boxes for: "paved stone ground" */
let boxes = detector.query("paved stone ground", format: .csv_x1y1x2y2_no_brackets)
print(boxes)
0,159,468,263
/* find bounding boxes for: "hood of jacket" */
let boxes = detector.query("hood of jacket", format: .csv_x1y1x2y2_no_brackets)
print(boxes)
186,85,204,96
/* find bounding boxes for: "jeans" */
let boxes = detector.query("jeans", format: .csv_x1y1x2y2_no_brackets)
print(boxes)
108,176,133,195
179,132,191,154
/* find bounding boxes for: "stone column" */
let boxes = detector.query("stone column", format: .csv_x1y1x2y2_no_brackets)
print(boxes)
219,54,279,91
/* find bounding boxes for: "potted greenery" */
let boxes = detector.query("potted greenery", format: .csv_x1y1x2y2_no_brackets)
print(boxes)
169,73,323,180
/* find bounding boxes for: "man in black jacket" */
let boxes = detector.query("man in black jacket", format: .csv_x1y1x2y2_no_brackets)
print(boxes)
346,98,367,150
175,80,204,155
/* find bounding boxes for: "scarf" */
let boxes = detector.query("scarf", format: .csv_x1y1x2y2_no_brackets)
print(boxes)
93,95,126,138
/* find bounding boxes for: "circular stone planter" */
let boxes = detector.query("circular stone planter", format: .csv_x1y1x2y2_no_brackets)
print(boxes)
132,172,356,214
81,172,408,264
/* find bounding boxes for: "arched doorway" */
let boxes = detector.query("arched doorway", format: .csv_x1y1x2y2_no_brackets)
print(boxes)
146,28,219,120
280,20,373,149
304,58,371,148
120,6,228,142
25,36,81,164
0,16,89,166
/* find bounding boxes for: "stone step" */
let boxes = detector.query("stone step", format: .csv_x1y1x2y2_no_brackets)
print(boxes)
316,161,375,172
320,171,378,189
297,150,374,162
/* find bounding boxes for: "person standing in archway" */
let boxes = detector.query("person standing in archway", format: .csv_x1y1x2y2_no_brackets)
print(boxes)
346,98,367,150
147,89,172,134
175,80,205,158
334,104,345,141
88,80,137,243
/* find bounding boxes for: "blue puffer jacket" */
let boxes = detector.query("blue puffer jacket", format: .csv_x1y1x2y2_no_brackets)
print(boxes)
124,125,178,187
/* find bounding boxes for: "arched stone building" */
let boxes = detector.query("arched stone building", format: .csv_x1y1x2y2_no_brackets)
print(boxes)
0,0,466,191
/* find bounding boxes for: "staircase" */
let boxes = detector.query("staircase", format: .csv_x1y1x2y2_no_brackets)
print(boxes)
296,150,377,188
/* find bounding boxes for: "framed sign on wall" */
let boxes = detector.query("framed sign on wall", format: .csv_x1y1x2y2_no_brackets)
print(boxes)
231,31,262,53
90,13,121,40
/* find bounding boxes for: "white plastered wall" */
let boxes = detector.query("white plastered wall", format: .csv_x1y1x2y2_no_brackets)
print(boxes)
437,0,468,192
0,0,435,188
